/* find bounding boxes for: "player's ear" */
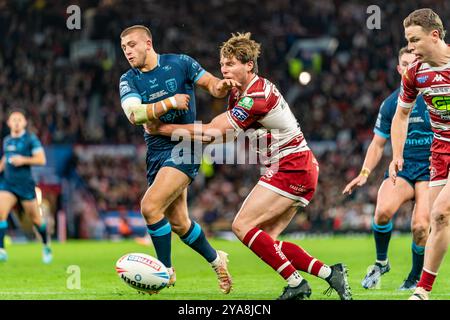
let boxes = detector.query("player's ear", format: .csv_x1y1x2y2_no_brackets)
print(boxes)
146,38,153,50
247,61,254,72
396,64,402,75
430,29,440,42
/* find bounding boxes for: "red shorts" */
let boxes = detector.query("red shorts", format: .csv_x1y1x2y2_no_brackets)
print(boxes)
430,151,450,187
258,150,319,207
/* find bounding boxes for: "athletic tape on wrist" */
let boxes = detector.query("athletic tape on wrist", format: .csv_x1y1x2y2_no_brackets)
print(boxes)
169,96,177,109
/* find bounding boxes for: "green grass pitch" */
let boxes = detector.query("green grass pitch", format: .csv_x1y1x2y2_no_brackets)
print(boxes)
0,234,449,300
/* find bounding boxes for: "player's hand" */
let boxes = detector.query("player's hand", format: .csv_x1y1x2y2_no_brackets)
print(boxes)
216,79,241,93
172,94,190,110
389,158,404,185
143,120,162,135
342,175,368,195
8,155,27,167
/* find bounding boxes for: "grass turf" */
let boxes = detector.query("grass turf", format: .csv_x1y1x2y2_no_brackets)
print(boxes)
0,234,449,300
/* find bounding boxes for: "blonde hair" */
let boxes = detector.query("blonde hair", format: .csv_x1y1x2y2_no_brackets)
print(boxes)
403,8,446,40
120,25,152,39
220,32,261,73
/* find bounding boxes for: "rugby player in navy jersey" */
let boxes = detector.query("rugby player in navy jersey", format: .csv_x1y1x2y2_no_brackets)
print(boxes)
0,109,51,264
119,25,239,293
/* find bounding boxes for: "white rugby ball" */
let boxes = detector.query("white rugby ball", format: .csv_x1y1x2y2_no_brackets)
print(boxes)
115,253,169,294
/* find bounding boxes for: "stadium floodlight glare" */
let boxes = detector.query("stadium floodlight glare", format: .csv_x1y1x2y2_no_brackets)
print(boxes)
298,71,311,85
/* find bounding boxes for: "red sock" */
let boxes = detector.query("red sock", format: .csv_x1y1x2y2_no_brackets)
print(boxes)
276,240,325,277
417,268,437,291
242,228,297,280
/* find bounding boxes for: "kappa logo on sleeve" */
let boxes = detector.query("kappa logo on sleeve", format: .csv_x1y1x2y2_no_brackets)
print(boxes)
231,107,249,122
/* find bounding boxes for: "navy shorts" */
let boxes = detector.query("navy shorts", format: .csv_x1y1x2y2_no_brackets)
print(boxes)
383,158,430,187
146,146,201,186
0,177,36,201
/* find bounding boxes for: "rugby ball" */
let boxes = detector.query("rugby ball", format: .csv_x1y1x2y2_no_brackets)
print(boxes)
115,253,169,294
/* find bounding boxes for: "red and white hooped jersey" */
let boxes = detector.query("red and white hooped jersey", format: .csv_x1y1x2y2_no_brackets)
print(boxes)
398,53,450,153
226,75,308,163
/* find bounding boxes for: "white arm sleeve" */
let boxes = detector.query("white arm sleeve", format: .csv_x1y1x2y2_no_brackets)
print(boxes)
121,96,149,124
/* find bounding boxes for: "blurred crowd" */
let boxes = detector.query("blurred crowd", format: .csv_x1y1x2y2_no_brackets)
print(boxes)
1,0,447,237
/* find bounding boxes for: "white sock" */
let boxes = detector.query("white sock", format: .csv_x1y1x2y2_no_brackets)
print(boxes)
287,271,303,287
210,251,221,268
376,259,388,266
167,267,175,275
318,265,332,279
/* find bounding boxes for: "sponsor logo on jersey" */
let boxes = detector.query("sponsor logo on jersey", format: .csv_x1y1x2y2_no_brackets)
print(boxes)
162,65,172,71
231,107,249,122
119,81,131,96
166,78,177,92
148,90,169,101
408,116,424,123
238,97,254,110
431,96,450,111
432,74,445,82
417,75,429,84
191,61,200,70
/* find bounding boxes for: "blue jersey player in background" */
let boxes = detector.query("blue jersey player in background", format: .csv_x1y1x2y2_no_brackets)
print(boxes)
119,25,240,294
0,109,52,264
343,47,432,290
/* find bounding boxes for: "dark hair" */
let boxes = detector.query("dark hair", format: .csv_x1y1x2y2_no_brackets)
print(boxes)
7,108,27,119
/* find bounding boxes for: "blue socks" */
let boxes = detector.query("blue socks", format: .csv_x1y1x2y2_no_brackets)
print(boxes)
180,221,217,263
0,220,7,249
147,218,217,267
34,222,48,245
409,242,425,280
147,217,172,268
372,220,393,261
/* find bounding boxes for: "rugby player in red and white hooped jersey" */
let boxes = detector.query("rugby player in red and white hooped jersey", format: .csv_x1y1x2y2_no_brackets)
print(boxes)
147,32,352,300
389,8,450,300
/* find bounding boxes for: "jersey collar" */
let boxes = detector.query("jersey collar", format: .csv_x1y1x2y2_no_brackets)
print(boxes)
134,54,160,74
240,74,259,97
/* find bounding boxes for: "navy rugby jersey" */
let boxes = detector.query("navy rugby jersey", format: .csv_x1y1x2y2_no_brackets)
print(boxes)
2,131,43,184
374,88,432,161
119,54,205,150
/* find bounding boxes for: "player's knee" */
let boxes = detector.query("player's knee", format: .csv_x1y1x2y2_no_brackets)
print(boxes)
412,223,428,243
140,197,164,219
431,208,450,230
374,207,394,225
231,219,245,240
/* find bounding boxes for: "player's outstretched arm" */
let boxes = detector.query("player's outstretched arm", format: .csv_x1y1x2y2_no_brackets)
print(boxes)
196,72,241,98
389,105,412,184
121,94,190,125
9,149,46,167
342,134,387,195
144,112,235,143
